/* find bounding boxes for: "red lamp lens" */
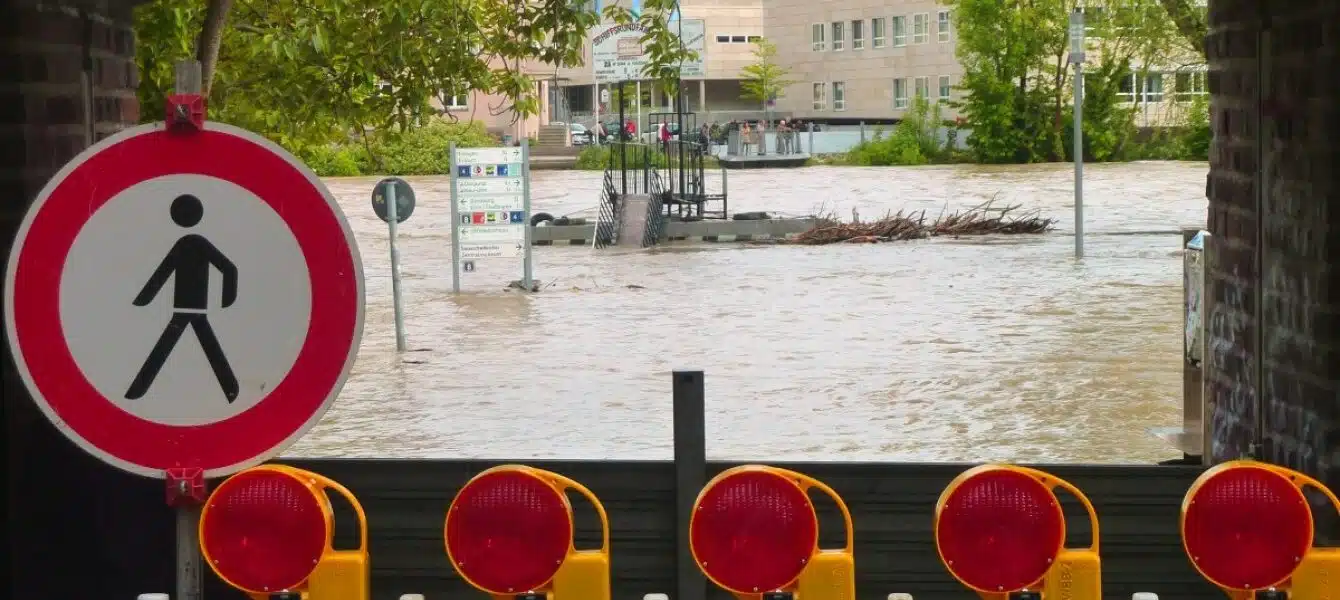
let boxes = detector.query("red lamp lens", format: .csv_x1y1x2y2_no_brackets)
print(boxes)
689,469,818,594
1182,466,1312,590
200,469,328,593
936,469,1063,593
445,469,573,594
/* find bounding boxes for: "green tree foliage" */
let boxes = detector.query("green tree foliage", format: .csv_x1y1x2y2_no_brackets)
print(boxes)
738,39,794,109
947,0,1206,164
134,0,690,154
845,96,951,166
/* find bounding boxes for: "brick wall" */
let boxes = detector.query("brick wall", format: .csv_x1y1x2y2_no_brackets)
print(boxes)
1204,0,1340,493
2,1,173,597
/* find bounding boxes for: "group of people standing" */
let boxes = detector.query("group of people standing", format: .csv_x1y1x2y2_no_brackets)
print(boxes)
702,119,811,156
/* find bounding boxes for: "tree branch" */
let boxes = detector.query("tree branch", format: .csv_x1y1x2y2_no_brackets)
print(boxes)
196,0,235,95
1157,0,1207,58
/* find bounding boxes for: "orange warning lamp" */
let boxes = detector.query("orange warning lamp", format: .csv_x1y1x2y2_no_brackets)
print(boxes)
689,465,855,600
1180,460,1340,600
198,464,369,600
444,465,611,600
934,465,1101,600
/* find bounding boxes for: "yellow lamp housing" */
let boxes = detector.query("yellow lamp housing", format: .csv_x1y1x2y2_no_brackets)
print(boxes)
444,465,611,600
198,464,370,600
1180,460,1340,600
689,465,855,600
933,464,1102,600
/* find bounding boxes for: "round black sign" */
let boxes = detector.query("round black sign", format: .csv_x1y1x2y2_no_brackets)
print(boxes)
371,177,415,223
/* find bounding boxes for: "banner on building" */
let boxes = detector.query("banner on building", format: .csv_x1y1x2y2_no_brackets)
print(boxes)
591,19,706,84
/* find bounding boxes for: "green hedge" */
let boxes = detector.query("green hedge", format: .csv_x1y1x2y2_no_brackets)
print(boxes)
295,120,498,177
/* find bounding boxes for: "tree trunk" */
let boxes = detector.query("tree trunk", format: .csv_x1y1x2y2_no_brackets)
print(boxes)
196,0,235,96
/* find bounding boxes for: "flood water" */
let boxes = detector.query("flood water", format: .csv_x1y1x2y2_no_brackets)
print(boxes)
285,161,1209,463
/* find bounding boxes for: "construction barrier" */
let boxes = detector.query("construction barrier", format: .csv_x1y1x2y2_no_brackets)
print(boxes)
1181,460,1340,600
689,465,855,600
198,464,369,600
444,464,611,600
934,464,1101,599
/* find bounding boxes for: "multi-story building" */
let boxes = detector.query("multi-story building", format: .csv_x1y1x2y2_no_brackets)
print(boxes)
446,0,1206,140
764,0,962,122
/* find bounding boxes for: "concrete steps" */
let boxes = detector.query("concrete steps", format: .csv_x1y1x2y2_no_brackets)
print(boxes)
536,124,570,148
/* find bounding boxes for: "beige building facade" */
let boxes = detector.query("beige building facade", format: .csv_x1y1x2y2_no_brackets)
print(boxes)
763,0,962,121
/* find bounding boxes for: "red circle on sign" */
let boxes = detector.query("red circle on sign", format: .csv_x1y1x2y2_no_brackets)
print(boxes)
935,468,1064,593
200,468,330,593
445,469,573,594
1182,465,1312,590
3,122,363,478
689,469,818,594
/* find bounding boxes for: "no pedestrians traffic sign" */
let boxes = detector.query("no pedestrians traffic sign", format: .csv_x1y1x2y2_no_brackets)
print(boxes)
2,122,365,478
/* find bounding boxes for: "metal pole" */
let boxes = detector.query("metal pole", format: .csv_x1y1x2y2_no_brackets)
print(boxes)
386,182,407,351
672,370,707,600
1069,9,1085,260
171,59,205,600
636,80,643,138
619,81,627,194
593,83,602,146
449,143,462,294
1073,62,1084,259
676,4,686,199
522,140,534,291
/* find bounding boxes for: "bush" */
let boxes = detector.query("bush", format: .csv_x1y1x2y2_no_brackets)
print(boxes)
574,144,670,170
840,96,953,166
295,119,498,177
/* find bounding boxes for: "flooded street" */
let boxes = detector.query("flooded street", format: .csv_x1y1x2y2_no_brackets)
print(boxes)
285,161,1209,463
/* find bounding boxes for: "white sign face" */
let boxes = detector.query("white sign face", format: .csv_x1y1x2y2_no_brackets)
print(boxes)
457,147,523,165
457,178,524,196
592,19,706,84
59,174,313,426
458,196,523,212
458,224,526,243
461,243,523,259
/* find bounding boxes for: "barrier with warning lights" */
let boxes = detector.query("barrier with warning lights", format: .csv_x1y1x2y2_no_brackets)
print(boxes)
1180,460,1340,600
934,464,1102,600
445,464,611,600
198,464,369,600
690,465,855,600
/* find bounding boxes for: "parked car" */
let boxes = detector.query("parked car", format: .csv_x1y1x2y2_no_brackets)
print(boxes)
570,123,594,145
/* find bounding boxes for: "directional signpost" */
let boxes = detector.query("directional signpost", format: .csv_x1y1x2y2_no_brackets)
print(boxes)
448,143,534,293
3,61,364,600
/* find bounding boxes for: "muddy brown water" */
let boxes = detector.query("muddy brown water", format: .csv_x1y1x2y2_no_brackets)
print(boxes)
284,161,1209,463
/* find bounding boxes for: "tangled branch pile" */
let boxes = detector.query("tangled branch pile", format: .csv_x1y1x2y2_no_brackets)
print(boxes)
791,201,1056,245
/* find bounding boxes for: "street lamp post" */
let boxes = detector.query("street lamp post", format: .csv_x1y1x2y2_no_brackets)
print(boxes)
1069,8,1086,259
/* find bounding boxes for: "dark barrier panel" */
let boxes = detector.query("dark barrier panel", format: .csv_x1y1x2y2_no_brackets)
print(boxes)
238,458,1221,600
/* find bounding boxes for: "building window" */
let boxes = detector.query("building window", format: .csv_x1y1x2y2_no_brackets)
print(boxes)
892,16,907,46
937,10,952,42
833,81,846,111
811,23,825,51
872,18,886,48
716,35,730,42
1118,73,1136,102
851,20,865,50
747,35,762,42
1174,71,1207,101
1143,72,1164,102
731,35,747,42
832,21,845,51
913,13,929,44
812,82,827,110
938,75,951,101
914,76,929,99
893,78,908,109
444,93,468,110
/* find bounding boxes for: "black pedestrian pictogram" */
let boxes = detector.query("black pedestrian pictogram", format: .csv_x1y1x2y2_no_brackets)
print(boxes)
125,194,240,402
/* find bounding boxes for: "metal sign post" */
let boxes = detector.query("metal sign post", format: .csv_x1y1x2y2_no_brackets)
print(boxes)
449,142,462,294
385,181,407,352
449,144,532,292
1070,9,1086,259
